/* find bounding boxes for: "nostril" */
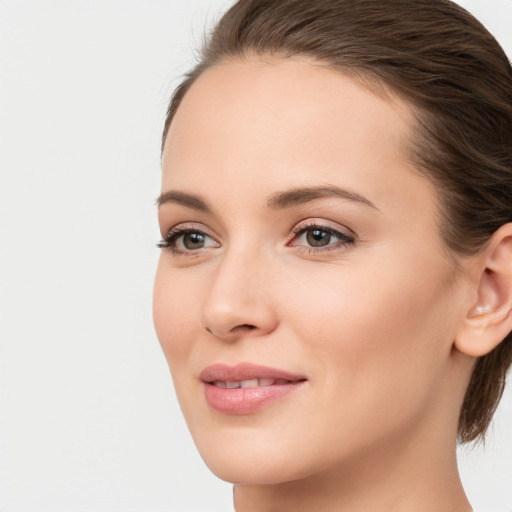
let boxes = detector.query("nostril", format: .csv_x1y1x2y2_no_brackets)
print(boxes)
204,324,254,335
203,320,266,340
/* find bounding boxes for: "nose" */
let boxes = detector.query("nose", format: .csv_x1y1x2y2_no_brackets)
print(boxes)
201,248,278,342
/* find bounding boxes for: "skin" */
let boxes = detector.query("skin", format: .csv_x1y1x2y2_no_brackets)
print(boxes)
154,56,477,511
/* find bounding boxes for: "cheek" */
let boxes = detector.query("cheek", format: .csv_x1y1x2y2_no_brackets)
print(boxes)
283,254,455,425
153,260,200,370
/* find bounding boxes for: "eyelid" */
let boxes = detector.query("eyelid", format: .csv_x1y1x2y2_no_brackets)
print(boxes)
161,221,213,238
288,219,356,253
290,218,356,238
157,222,220,254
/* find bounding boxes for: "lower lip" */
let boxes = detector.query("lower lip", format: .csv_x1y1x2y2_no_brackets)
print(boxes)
204,381,305,415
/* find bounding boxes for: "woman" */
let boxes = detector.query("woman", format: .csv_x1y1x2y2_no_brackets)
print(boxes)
153,1,512,510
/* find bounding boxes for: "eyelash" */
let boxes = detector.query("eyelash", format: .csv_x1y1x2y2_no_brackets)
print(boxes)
157,222,356,256
156,225,217,255
289,221,356,254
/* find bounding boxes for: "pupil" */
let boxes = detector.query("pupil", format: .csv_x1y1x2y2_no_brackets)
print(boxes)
307,229,331,247
184,232,205,249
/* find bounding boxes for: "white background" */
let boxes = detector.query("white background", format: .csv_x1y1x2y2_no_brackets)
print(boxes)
0,1,511,511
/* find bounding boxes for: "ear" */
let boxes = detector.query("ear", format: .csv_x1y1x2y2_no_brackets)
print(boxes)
455,223,512,357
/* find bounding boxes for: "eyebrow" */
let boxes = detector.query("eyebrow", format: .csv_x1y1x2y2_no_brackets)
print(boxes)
267,185,378,210
156,190,211,212
156,185,377,212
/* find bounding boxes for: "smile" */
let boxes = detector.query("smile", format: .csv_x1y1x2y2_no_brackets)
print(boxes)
200,364,307,414
212,378,294,388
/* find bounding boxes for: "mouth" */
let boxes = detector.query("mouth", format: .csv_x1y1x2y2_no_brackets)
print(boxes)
211,377,299,389
200,363,307,415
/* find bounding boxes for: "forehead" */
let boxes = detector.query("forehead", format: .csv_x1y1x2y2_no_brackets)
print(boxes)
164,57,413,160
161,56,435,219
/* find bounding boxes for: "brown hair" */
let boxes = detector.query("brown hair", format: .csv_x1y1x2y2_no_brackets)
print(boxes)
162,0,512,443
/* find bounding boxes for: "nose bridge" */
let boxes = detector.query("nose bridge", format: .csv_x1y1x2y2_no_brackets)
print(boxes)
201,239,277,340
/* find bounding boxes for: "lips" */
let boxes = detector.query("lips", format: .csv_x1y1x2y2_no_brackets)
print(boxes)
212,377,292,388
200,363,307,415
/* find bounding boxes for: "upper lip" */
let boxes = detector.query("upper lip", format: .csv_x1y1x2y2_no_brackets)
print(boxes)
199,363,306,383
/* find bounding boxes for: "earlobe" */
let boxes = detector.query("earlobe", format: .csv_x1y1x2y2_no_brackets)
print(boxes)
455,224,512,358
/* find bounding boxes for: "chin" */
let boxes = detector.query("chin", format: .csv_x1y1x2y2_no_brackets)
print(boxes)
189,424,318,485
202,452,306,485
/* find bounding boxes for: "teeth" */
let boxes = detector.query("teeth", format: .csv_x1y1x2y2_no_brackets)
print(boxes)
213,378,283,388
240,378,259,388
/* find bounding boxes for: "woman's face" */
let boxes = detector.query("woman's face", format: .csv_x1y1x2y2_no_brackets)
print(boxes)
154,57,472,484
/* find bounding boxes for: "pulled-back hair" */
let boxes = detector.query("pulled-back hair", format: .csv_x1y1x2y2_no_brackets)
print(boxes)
162,0,512,443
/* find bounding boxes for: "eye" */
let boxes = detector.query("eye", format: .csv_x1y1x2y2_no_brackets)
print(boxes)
157,226,219,255
289,221,355,253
